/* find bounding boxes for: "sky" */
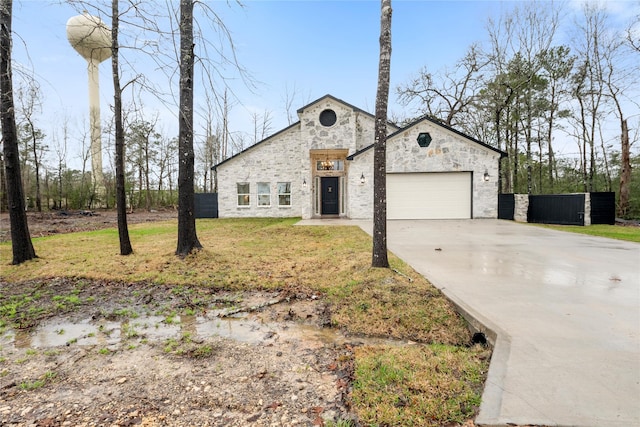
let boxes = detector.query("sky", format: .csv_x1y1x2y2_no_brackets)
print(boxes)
9,0,640,169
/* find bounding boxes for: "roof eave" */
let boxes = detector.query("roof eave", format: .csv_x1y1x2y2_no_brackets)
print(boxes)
211,121,301,170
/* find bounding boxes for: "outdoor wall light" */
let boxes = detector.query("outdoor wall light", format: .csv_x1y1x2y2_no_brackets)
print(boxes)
302,178,307,189
360,173,366,184
483,171,490,182
417,132,432,148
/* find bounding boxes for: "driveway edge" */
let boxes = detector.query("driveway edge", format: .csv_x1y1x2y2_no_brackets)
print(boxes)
296,219,515,426
437,288,512,427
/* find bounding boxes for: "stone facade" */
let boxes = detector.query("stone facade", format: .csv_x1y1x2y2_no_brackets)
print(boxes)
513,194,530,222
347,121,503,219
216,125,305,218
215,95,505,220
584,193,591,226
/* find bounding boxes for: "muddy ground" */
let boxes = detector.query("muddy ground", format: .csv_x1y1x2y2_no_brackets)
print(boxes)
2,210,365,426
1,280,362,427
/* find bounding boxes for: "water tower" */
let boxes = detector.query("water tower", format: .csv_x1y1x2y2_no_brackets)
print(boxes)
66,12,111,195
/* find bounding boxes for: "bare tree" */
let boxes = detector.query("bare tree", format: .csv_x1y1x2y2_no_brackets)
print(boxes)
16,80,47,212
176,0,202,257
538,45,575,191
52,119,69,210
196,92,220,193
76,121,93,207
397,44,487,129
482,11,517,192
627,12,640,53
372,0,392,269
280,83,311,125
619,119,631,217
607,10,640,217
128,116,160,210
216,88,233,161
513,3,559,194
1,0,36,264
282,82,298,125
571,3,610,192
251,109,273,144
111,0,133,254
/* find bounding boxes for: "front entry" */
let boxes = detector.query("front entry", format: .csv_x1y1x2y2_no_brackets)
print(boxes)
321,177,339,215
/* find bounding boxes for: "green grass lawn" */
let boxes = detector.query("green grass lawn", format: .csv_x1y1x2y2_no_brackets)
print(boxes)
535,223,640,243
1,217,488,426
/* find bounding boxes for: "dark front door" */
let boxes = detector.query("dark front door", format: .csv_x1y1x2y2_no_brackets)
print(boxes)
321,177,339,215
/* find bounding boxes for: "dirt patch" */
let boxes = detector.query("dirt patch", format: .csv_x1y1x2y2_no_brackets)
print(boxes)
0,209,178,242
1,282,357,426
1,212,496,426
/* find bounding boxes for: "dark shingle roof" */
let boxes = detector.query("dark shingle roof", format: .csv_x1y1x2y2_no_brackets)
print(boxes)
346,115,507,160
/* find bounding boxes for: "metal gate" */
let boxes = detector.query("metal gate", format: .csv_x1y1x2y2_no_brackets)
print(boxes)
498,194,515,220
590,192,615,225
194,193,218,218
528,194,585,226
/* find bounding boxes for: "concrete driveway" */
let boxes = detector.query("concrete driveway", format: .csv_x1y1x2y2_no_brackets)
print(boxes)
382,220,640,427
299,218,640,426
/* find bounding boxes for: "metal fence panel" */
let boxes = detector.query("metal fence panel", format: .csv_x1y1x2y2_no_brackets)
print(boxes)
194,193,218,218
528,194,585,226
590,192,615,225
498,194,515,220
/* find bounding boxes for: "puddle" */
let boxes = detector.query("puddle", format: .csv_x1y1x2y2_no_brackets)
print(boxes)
1,312,409,352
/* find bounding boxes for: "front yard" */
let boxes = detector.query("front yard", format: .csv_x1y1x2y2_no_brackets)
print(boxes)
1,217,489,426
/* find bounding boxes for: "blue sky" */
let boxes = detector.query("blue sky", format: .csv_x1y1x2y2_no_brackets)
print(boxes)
9,0,639,168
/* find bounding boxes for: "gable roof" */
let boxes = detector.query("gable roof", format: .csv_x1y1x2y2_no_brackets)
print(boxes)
212,120,300,170
297,94,400,132
213,94,402,170
346,114,507,160
297,94,369,115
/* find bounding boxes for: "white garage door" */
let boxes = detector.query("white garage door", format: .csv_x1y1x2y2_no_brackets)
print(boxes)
387,172,472,219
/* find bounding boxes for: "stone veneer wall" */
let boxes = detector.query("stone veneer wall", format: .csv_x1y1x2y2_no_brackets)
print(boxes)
216,126,307,218
348,121,502,219
584,193,591,226
346,149,374,219
354,112,397,152
299,100,358,152
217,96,502,220
513,194,529,222
217,97,381,219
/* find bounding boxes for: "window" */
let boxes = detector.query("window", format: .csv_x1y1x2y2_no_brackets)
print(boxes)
237,183,250,206
319,109,337,127
257,182,270,206
277,182,291,206
316,159,344,171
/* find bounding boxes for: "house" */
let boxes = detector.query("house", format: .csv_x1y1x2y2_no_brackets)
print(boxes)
213,94,506,220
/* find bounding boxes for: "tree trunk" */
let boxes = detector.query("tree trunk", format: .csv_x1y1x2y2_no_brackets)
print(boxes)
31,126,41,211
57,160,62,209
512,144,518,192
144,142,151,210
0,153,7,210
618,119,631,218
526,122,532,194
111,0,133,255
0,0,36,264
176,0,202,257
547,86,556,192
599,126,612,191
25,121,43,212
372,0,392,268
